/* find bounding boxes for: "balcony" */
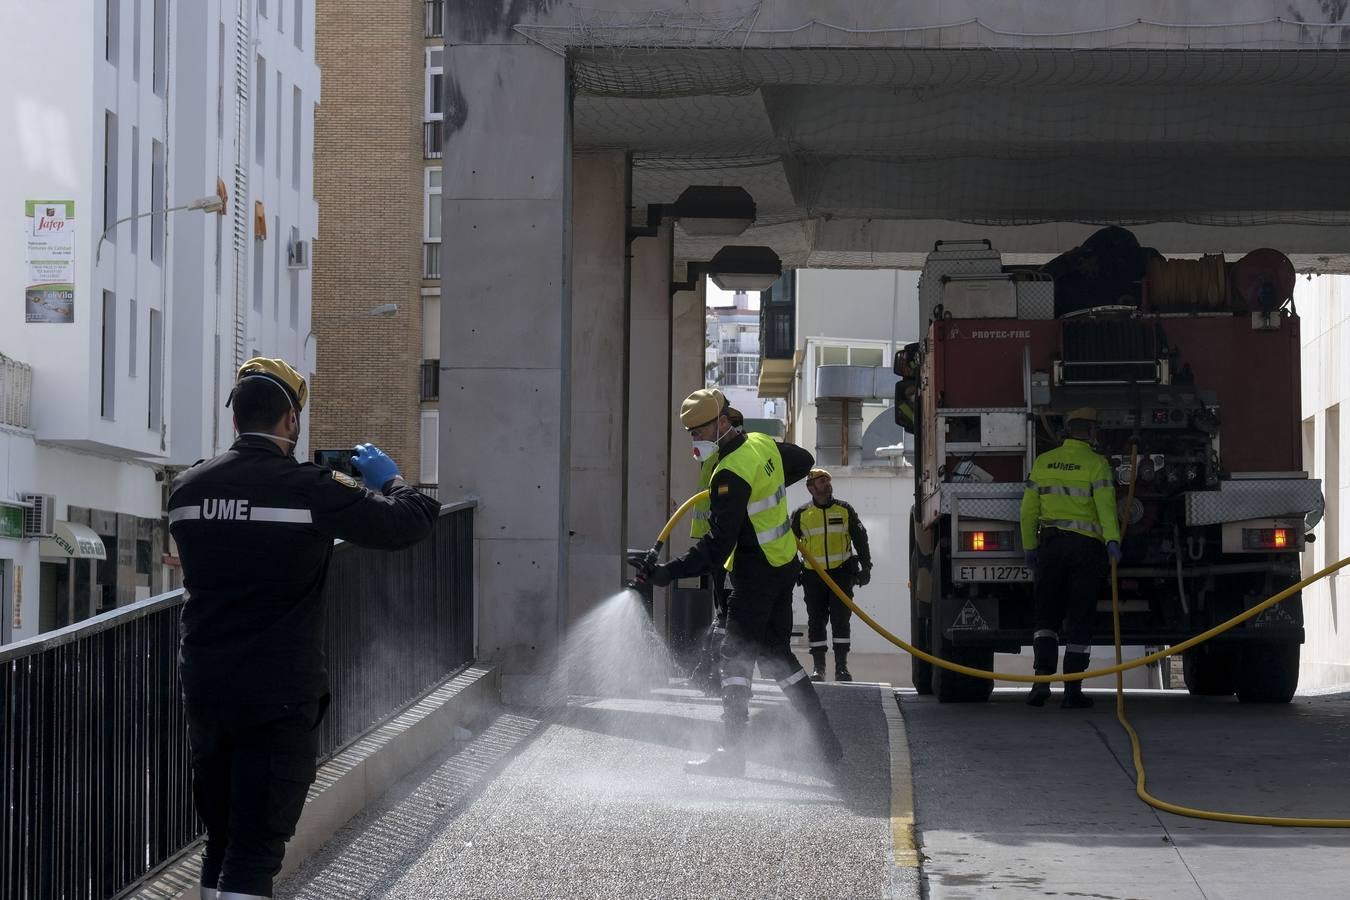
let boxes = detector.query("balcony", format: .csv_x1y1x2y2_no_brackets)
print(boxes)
425,0,444,37
421,359,440,401
424,242,441,280
424,120,443,159
0,353,32,429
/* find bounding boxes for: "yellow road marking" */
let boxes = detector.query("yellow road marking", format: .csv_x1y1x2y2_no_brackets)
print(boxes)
883,688,921,869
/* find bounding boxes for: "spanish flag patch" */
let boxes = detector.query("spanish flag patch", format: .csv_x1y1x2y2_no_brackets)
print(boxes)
717,484,730,495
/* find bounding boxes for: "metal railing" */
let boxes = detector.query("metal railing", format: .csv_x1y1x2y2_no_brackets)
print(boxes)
421,359,440,401
425,0,444,37
423,242,441,280
0,353,33,429
424,120,443,159
0,502,475,900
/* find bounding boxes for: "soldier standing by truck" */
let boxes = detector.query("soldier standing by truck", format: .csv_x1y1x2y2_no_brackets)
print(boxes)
1019,408,1121,708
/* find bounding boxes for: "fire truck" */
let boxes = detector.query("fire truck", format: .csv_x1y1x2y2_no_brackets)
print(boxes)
897,236,1323,703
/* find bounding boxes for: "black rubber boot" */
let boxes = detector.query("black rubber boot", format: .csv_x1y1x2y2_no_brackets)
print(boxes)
1027,633,1058,707
689,687,748,776
810,648,827,682
834,647,852,682
781,674,843,765
1061,650,1094,709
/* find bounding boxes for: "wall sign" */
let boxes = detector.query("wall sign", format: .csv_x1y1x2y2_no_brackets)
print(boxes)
25,199,76,323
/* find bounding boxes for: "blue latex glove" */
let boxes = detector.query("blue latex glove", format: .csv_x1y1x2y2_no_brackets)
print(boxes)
1025,550,1039,570
350,443,400,491
1106,541,1123,564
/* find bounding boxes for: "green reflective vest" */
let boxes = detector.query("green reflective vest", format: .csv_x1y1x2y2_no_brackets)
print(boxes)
1020,438,1121,549
712,433,797,569
797,502,856,568
690,453,719,539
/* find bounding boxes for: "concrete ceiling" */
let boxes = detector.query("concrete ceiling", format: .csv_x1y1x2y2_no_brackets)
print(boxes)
570,48,1350,271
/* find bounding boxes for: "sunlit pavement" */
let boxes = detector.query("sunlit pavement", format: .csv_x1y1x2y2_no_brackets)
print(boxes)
279,681,913,899
903,687,1350,899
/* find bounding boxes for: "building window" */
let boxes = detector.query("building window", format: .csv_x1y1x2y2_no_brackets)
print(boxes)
291,87,303,188
128,298,138,377
426,1,445,38
425,167,441,242
289,226,300,328
152,0,167,97
277,0,284,32
101,291,117,420
106,0,119,63
294,0,304,49
132,0,142,80
851,347,884,368
103,112,118,238
273,217,281,321
255,55,267,166
275,71,284,172
259,0,267,17
253,238,264,313
420,411,439,485
149,309,163,430
150,139,165,263
425,48,443,120
129,126,139,255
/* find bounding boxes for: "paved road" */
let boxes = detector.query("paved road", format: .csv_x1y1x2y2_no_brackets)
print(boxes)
280,683,912,900
901,687,1350,899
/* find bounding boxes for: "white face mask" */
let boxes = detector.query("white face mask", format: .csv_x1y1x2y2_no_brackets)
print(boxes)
691,419,726,463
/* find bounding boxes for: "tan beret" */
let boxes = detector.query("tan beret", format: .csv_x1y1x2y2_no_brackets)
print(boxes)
680,388,726,428
1065,407,1097,424
807,468,831,482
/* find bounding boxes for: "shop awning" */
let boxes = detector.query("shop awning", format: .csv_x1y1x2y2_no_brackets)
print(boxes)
39,521,107,560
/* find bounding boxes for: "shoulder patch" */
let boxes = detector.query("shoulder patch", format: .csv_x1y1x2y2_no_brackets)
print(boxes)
717,484,730,495
331,471,361,489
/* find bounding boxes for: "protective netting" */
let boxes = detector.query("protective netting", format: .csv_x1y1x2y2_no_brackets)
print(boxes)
524,9,1350,267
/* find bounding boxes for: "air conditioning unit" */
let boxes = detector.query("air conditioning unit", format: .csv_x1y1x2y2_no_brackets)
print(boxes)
20,493,55,538
287,239,310,270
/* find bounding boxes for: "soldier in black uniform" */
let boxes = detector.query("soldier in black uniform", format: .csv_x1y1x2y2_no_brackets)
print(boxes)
168,358,439,900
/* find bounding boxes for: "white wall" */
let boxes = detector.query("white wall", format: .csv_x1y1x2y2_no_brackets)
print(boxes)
1298,273,1350,690
788,467,915,654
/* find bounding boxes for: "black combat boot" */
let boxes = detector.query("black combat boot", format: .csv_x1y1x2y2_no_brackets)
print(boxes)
1026,632,1058,707
688,689,748,776
834,647,852,682
810,648,828,682
1061,649,1094,709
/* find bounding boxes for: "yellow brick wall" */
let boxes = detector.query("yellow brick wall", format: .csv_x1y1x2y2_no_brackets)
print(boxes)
311,1,427,476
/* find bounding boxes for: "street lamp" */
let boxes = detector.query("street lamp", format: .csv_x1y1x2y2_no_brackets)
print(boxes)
302,303,399,354
95,185,227,264
670,245,783,296
628,185,758,242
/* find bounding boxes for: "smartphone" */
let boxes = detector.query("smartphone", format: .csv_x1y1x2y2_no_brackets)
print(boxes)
313,448,359,478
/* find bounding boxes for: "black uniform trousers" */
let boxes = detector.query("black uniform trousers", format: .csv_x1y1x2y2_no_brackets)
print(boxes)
187,699,324,896
1033,527,1106,649
719,558,829,738
801,565,854,652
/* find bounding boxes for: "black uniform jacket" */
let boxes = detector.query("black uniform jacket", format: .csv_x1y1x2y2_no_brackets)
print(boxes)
168,436,441,705
667,434,814,580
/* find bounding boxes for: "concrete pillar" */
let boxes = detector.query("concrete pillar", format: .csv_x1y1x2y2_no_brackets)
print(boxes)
566,150,630,623
440,41,569,703
627,222,673,618
667,273,708,560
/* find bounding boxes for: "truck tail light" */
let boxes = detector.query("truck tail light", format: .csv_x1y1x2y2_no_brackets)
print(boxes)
1243,527,1292,551
960,530,1014,552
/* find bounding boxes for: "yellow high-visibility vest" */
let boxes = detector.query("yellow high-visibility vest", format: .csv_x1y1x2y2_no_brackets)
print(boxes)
712,433,796,569
1020,438,1121,549
797,502,856,569
690,453,718,539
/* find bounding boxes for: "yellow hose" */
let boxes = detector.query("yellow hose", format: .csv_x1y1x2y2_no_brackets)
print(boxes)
659,484,1350,826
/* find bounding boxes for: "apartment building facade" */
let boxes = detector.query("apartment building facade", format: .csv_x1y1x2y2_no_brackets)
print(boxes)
311,0,440,488
0,0,318,642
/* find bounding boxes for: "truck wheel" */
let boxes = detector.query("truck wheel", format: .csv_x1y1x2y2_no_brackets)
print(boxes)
930,611,994,703
1236,641,1300,704
1182,645,1237,696
909,517,934,694
910,587,933,694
